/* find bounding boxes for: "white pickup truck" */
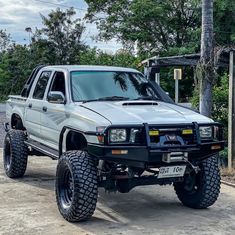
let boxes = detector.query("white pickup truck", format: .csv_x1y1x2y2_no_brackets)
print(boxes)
3,65,224,222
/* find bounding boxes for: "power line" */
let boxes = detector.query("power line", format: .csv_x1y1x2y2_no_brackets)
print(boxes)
33,0,87,12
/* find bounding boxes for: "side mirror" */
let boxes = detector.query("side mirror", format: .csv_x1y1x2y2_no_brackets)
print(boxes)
48,91,66,104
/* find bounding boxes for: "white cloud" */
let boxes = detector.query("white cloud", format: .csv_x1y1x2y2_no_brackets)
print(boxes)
0,0,122,52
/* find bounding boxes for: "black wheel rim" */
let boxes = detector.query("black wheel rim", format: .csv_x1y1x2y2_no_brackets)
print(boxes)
4,137,12,171
58,166,74,209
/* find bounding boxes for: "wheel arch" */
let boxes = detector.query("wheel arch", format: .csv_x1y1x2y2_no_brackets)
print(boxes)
59,127,88,156
11,113,25,130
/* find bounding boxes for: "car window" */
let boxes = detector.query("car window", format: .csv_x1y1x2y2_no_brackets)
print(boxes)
48,72,66,97
33,71,52,100
70,71,159,101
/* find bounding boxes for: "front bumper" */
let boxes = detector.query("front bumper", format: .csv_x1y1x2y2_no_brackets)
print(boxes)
87,122,224,167
88,141,224,167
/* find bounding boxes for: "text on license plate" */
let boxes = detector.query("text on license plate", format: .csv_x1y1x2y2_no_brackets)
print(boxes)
158,165,186,179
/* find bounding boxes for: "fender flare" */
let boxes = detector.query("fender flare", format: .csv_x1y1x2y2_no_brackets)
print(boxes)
59,126,97,156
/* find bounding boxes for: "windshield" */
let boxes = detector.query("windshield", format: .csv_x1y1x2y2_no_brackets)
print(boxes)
70,71,161,102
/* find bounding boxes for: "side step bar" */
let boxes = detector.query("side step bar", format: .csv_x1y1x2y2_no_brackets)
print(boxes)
25,139,59,160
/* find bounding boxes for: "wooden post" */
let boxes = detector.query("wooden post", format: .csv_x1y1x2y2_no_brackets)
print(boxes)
228,50,235,170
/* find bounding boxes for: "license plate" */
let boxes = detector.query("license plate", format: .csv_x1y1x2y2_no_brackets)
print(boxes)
158,165,186,179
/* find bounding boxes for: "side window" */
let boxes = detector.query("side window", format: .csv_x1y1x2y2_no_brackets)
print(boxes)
48,72,66,97
33,71,51,100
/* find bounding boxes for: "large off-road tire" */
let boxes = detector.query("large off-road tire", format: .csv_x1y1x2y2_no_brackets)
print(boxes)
174,156,220,209
3,130,28,178
56,151,98,222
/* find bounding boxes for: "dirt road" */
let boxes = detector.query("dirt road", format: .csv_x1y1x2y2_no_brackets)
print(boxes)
0,149,235,235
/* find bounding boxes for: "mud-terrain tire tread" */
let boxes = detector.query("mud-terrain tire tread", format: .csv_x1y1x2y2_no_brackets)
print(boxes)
3,130,28,178
174,156,220,209
56,150,98,222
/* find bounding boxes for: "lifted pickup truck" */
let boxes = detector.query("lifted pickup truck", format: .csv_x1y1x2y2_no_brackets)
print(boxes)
3,65,224,222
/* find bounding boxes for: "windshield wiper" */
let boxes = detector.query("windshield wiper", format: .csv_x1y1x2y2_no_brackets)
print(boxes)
133,96,160,101
82,96,130,103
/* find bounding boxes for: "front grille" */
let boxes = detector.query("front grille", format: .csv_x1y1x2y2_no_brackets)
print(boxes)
148,126,197,146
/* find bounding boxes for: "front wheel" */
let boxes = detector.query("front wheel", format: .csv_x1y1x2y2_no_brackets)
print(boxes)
174,156,220,209
56,151,98,222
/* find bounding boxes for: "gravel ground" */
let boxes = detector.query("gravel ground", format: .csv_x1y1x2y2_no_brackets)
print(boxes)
0,112,6,148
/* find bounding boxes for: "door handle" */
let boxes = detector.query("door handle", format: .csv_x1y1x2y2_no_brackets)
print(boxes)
28,103,32,108
42,106,47,112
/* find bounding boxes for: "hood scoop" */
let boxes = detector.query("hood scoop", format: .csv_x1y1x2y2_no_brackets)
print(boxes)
122,101,158,106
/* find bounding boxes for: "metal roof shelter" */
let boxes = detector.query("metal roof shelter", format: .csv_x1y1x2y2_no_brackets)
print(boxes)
141,48,235,169
140,49,231,69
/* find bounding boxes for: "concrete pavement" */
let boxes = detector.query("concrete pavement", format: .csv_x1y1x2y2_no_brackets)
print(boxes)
0,149,235,235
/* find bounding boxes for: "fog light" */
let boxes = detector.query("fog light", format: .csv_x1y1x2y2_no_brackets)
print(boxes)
182,129,193,135
112,150,128,155
211,144,221,150
149,130,159,136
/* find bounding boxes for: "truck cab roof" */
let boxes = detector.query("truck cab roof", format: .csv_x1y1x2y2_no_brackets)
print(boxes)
42,65,140,73
21,65,140,98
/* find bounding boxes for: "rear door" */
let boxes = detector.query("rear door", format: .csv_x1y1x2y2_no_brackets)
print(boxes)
24,71,52,141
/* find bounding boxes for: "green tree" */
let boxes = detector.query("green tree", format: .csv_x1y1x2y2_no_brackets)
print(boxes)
33,7,86,64
0,8,87,100
0,30,11,52
212,73,228,127
214,0,235,45
85,0,201,54
0,44,32,100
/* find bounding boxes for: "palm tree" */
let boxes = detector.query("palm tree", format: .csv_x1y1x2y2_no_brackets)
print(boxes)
199,0,214,117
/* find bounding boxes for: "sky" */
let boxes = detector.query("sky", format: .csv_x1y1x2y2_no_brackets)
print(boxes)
0,0,122,52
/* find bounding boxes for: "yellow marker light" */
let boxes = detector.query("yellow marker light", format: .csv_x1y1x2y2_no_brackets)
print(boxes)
149,130,159,136
182,129,193,135
211,145,221,150
112,150,128,155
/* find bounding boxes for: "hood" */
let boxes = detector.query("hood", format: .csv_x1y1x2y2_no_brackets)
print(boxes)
79,100,213,125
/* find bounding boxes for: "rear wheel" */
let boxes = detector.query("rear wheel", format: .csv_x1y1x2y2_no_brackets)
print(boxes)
3,130,28,178
174,156,220,209
56,151,98,222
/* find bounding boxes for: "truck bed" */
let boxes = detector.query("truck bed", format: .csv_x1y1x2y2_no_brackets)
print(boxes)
6,95,27,121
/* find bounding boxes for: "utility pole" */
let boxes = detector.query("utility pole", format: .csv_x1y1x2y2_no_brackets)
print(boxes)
228,50,235,170
199,0,214,117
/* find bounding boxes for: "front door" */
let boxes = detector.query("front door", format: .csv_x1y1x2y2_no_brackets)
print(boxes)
40,71,67,149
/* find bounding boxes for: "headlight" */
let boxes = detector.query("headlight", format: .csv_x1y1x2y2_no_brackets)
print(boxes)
199,126,213,138
109,129,127,142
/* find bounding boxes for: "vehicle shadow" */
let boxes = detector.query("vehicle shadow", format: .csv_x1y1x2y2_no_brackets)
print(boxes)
77,188,228,234
5,156,58,191
76,188,195,234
